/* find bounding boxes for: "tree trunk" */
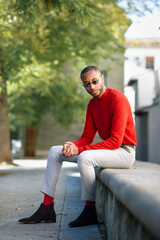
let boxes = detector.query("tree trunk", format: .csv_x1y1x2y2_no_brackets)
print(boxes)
0,90,12,164
24,125,38,157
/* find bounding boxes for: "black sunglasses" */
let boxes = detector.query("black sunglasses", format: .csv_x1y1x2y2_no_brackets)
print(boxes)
83,79,99,88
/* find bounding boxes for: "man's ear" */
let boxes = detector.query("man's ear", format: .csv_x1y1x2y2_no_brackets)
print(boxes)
101,74,104,83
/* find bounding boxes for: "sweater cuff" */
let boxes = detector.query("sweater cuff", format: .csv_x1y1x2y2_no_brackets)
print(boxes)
78,146,85,154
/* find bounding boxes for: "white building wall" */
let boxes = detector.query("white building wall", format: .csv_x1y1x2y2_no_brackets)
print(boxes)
124,47,160,85
124,46,160,112
137,71,156,109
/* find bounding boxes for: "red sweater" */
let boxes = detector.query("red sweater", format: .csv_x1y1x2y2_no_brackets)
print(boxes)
74,88,137,154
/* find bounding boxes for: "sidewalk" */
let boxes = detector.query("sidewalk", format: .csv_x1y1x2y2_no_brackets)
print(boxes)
0,159,103,240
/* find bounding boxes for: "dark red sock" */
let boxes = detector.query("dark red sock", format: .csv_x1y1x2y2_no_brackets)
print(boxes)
43,194,54,205
85,201,95,207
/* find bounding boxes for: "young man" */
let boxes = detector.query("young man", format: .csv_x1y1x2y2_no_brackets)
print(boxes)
19,66,137,227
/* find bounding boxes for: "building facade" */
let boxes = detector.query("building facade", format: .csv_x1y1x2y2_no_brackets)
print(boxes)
124,37,160,164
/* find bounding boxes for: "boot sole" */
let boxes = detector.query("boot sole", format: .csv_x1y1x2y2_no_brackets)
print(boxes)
45,219,56,223
19,219,56,224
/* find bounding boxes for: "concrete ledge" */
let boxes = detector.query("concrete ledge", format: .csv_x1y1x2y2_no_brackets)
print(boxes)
95,161,160,240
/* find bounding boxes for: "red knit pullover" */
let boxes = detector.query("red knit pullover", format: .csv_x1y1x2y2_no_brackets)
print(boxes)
74,88,137,154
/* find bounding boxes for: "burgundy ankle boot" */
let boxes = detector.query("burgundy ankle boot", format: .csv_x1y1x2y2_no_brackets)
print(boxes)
19,203,56,224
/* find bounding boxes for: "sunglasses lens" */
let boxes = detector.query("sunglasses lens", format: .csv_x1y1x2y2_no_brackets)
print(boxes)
83,83,90,87
92,81,97,85
83,79,99,88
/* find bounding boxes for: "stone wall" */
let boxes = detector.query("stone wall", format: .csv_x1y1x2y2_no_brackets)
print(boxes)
96,178,154,240
95,161,160,240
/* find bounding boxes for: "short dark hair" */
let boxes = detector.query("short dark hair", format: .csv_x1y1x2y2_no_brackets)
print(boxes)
80,66,101,79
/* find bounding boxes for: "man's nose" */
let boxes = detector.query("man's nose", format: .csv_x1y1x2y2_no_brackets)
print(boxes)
90,83,95,89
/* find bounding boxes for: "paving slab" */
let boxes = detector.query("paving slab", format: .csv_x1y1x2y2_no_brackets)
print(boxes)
0,160,102,240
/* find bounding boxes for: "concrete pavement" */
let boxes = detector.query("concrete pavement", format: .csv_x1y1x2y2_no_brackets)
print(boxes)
0,159,104,240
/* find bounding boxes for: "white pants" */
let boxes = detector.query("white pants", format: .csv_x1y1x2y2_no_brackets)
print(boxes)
40,145,135,201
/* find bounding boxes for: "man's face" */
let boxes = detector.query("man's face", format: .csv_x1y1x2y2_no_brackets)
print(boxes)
82,70,105,98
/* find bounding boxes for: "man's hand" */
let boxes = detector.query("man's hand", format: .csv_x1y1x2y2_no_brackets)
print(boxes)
61,141,78,156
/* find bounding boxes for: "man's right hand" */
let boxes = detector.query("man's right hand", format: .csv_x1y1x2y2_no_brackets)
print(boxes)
61,141,78,156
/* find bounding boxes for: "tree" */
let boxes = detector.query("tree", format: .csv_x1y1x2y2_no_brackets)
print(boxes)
1,0,158,162
0,1,30,163
8,61,88,156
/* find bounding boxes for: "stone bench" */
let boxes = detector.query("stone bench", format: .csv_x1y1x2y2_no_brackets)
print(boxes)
95,161,160,240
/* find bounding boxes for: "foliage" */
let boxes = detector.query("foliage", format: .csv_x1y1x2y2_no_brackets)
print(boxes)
2,0,158,132
118,0,160,16
8,60,89,129
1,0,130,68
0,0,132,132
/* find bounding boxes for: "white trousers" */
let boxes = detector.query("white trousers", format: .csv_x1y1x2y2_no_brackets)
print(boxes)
40,145,135,201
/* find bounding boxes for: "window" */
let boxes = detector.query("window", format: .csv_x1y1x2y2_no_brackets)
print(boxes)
135,56,142,66
146,56,154,69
